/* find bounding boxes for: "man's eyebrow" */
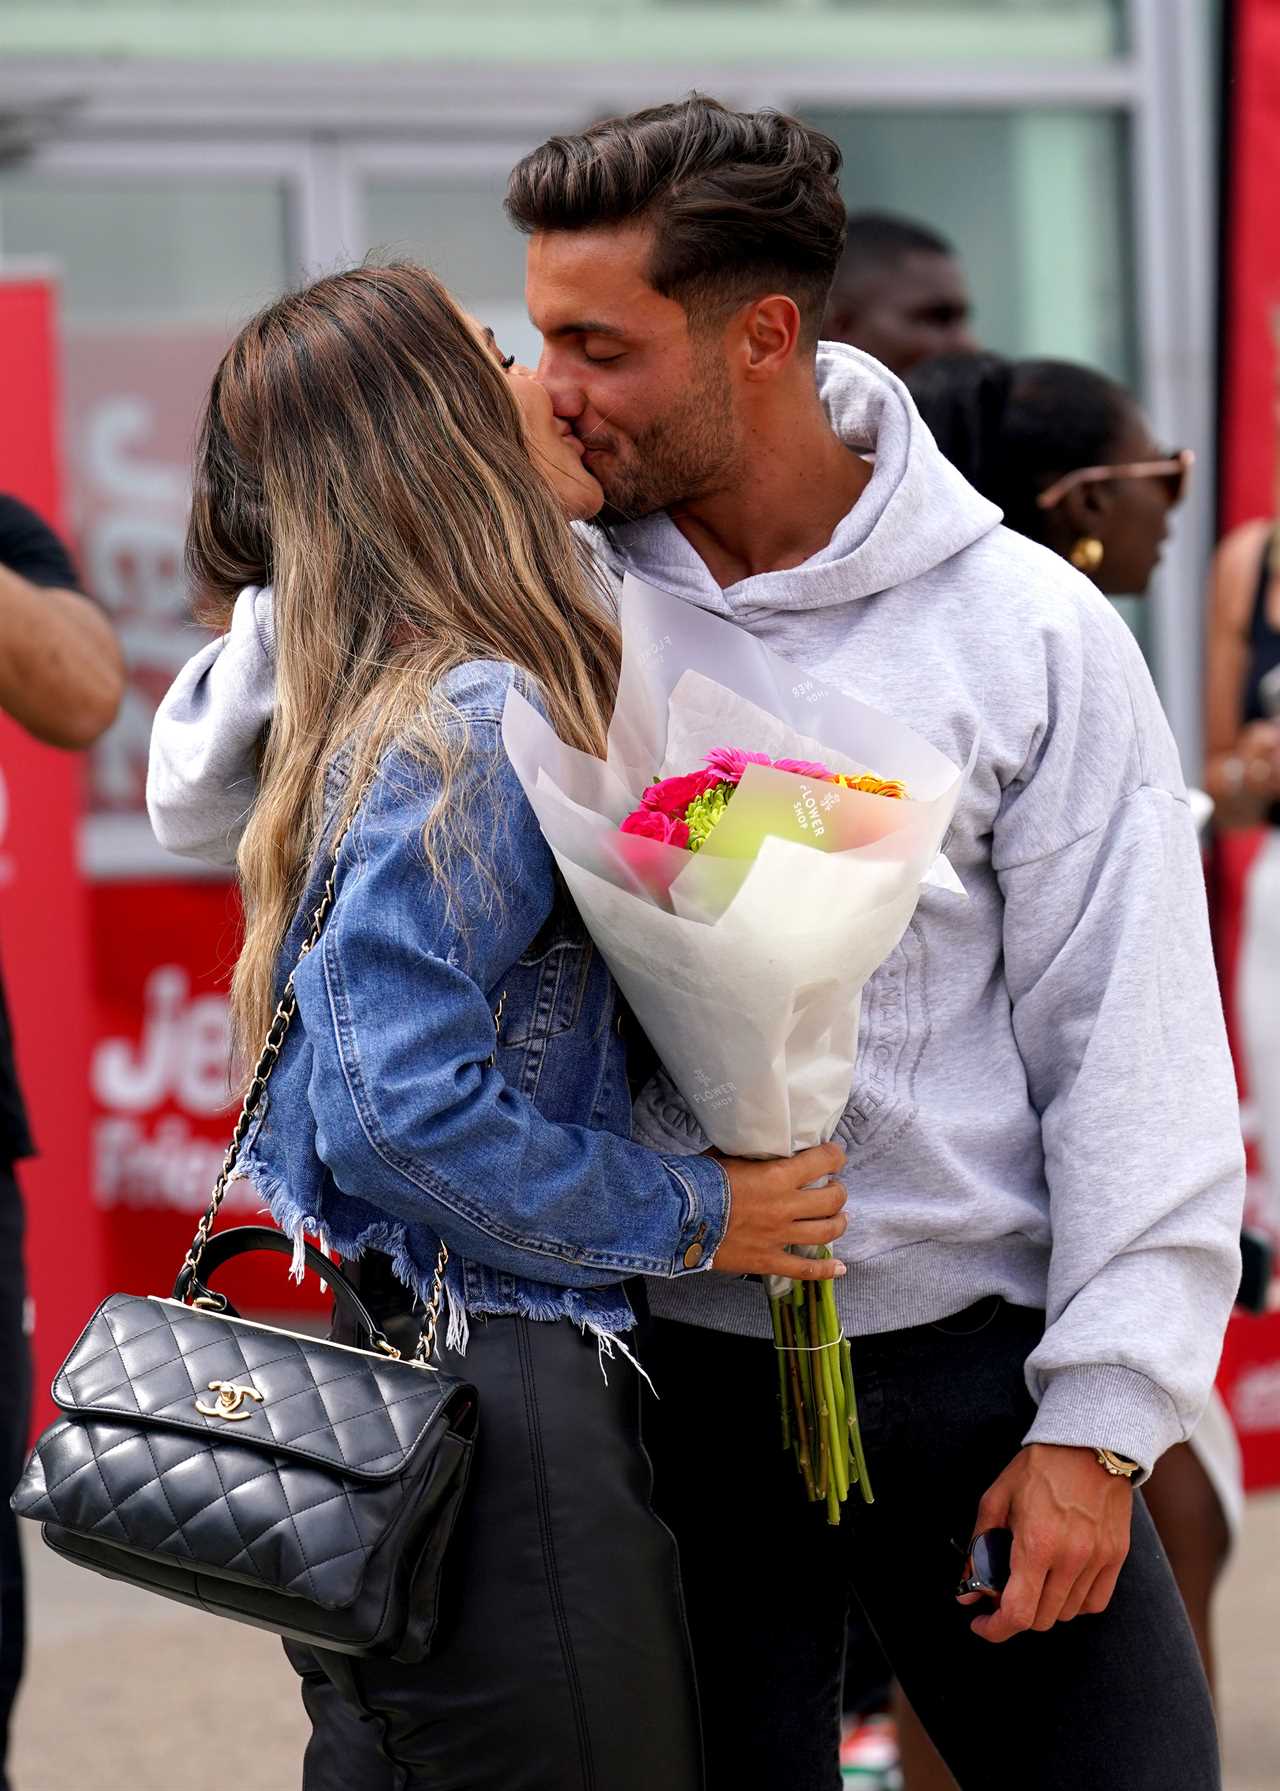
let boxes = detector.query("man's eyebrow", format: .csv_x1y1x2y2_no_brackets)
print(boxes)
542,319,626,340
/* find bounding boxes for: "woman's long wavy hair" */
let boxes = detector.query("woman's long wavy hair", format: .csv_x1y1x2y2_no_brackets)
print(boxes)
186,262,620,1067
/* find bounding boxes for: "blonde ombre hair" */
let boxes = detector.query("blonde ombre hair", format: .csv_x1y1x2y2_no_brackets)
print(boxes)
186,263,620,1065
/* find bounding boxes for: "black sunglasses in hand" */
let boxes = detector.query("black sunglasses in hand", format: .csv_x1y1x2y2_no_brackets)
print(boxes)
955,1528,1013,1601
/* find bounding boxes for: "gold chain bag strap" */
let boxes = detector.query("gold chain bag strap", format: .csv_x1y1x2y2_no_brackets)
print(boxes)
175,779,449,1362
13,774,478,1663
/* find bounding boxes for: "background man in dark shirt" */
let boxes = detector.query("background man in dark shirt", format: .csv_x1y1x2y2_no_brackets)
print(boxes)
823,210,977,376
0,493,122,1789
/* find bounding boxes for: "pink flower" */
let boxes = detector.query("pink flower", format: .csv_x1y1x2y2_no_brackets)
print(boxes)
774,757,834,779
703,746,833,784
703,747,773,785
620,807,691,848
641,768,721,817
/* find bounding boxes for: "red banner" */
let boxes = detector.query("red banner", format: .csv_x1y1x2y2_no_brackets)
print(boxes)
0,275,103,1427
1214,0,1280,1488
88,879,324,1313
1221,0,1280,531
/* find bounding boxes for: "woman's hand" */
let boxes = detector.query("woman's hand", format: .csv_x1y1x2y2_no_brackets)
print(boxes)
710,1143,848,1281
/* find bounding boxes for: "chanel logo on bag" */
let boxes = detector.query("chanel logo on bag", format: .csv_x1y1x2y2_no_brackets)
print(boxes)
195,1380,265,1422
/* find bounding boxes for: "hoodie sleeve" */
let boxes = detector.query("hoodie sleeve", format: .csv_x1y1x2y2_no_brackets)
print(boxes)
992,589,1244,1476
145,585,275,865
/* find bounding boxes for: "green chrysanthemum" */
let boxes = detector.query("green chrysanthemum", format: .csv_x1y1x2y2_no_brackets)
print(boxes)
684,780,733,853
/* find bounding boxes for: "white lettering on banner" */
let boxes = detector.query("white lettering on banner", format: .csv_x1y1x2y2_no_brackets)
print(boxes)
91,966,233,1115
1232,1362,1280,1435
86,398,188,508
64,327,232,829
94,1114,257,1215
83,453,192,814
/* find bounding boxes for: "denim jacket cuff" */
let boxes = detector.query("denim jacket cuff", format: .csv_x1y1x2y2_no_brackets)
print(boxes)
663,1152,732,1275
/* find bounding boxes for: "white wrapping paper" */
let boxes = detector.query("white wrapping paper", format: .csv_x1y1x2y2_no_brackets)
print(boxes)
502,576,973,1281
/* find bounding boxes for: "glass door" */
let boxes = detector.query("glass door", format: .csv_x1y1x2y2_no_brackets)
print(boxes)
348,142,547,368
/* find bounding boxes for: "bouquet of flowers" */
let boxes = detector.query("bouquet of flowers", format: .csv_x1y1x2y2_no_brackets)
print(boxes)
502,576,972,1519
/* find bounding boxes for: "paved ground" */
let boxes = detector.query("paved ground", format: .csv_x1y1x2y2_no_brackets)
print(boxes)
12,1494,1280,1788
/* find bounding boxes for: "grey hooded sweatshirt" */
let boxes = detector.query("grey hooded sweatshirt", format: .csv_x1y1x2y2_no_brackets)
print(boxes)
146,344,1244,1475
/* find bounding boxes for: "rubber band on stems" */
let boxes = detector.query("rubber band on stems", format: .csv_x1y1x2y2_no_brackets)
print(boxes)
770,1267,874,1522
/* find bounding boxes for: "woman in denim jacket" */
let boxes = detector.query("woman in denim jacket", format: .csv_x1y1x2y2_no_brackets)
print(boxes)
169,264,845,1791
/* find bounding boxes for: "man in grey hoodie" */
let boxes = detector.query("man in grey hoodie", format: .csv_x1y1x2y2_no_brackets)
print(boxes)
149,100,1239,1790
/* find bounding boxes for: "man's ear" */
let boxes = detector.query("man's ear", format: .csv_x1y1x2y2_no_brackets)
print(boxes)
740,295,802,379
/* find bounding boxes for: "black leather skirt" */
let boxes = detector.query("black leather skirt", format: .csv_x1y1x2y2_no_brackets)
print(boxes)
284,1259,703,1791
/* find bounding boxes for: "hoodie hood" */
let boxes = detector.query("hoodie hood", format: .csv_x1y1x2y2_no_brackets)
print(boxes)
601,341,1002,618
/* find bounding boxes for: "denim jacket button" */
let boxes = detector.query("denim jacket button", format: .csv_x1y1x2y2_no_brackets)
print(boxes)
683,1242,705,1269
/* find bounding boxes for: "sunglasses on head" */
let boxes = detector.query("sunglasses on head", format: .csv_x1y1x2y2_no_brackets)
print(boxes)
1036,447,1194,512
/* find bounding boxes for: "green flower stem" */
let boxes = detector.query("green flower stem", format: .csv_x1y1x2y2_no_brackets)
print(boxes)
839,1340,859,1489
814,1375,830,1502
807,1282,831,1503
779,1297,816,1501
791,1284,815,1437
821,1340,849,1506
819,1276,848,1456
768,1295,791,1453
842,1340,875,1505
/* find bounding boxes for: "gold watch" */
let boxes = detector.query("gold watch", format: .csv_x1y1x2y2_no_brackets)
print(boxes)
1095,1448,1139,1480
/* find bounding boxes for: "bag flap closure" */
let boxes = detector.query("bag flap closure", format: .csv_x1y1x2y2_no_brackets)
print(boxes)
52,1294,462,1482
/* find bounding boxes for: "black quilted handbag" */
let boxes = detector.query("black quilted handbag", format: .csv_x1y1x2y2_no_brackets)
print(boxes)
12,790,477,1663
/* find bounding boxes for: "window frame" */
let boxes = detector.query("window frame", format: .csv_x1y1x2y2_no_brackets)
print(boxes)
0,0,1214,850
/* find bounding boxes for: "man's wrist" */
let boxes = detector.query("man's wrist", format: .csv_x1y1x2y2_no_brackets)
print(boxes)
1093,1447,1140,1480
1022,1362,1176,1480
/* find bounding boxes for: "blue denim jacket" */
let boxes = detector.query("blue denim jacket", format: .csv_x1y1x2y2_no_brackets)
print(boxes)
236,659,730,1346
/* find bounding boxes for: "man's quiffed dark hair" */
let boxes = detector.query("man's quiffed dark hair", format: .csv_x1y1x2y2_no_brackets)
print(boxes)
505,94,846,341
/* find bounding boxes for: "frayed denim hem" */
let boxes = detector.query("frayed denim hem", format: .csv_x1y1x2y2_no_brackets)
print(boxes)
229,1165,639,1372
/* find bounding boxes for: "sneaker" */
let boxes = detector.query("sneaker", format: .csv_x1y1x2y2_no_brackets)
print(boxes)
840,1713,903,1790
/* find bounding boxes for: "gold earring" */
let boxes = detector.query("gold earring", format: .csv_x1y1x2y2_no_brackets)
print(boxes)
1070,536,1104,573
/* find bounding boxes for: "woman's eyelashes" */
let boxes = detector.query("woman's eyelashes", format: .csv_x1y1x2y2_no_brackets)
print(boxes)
482,326,515,371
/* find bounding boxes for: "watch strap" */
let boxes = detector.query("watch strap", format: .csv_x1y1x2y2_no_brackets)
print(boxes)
1095,1447,1139,1479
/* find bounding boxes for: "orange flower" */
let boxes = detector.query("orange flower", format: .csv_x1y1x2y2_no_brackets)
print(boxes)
828,773,909,801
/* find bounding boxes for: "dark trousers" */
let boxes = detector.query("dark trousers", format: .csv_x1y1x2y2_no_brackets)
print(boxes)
0,1166,28,1791
284,1313,703,1791
641,1299,1221,1791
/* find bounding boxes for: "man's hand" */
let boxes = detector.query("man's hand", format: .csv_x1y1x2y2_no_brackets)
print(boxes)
959,1443,1133,1644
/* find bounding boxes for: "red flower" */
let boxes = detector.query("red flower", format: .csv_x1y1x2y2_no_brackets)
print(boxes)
641,768,721,817
620,807,691,848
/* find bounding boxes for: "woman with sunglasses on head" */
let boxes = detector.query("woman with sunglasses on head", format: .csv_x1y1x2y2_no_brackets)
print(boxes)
903,348,1238,1699
156,262,847,1791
